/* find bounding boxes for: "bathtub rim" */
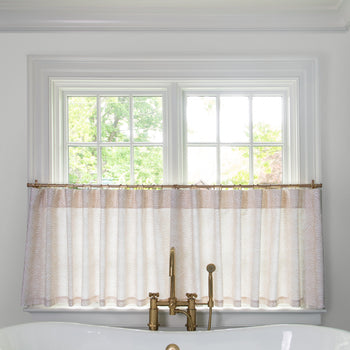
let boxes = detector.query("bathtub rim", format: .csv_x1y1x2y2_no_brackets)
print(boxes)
23,307,324,329
0,321,348,335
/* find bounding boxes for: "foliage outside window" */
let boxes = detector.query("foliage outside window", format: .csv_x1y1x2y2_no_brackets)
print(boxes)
66,89,286,185
67,95,164,184
185,94,283,185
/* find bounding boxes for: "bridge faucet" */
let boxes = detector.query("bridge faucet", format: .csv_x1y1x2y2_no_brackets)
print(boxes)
148,247,216,331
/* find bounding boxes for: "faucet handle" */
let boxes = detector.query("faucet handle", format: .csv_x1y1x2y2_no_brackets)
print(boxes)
186,293,198,300
149,292,159,299
148,292,160,331
207,264,216,273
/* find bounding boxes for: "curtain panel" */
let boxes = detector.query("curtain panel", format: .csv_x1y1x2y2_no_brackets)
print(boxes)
22,187,324,310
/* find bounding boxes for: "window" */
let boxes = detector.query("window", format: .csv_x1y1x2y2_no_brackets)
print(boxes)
28,57,319,185
27,57,321,326
57,85,293,185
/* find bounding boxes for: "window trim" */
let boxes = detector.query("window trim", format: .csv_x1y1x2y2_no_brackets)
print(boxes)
28,56,319,184
27,56,321,325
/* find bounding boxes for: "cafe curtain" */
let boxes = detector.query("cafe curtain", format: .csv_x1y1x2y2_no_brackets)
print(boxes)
22,187,324,309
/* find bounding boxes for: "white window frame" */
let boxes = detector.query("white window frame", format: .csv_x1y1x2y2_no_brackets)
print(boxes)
27,56,322,326
55,82,293,186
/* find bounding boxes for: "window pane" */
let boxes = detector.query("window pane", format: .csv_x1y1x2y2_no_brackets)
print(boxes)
68,97,97,142
101,97,130,142
253,146,282,184
220,97,249,143
69,146,97,183
253,97,282,142
187,147,216,184
134,147,163,184
133,97,163,142
221,147,250,185
101,147,130,184
186,96,216,142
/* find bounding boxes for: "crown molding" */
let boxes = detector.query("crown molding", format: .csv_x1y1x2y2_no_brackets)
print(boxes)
0,3,349,32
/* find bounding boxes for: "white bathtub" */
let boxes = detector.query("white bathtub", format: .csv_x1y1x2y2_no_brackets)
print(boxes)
0,322,350,350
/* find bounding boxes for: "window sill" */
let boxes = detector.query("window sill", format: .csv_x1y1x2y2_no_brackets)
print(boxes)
25,307,325,329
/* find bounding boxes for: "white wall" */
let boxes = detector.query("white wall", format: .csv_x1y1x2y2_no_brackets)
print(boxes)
0,30,349,330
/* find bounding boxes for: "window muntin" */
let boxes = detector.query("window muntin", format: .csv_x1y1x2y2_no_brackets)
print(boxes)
65,92,165,184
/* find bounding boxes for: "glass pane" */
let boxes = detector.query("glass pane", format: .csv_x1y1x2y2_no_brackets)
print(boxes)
134,147,163,184
221,147,250,185
220,97,249,143
68,96,97,142
187,147,216,184
69,147,97,183
101,147,130,184
253,146,282,184
133,96,163,142
186,96,216,142
252,97,282,142
101,97,130,142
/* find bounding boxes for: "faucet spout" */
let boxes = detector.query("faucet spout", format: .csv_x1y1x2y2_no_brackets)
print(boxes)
174,309,195,331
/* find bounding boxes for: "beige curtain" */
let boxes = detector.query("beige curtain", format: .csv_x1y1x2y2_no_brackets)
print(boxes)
22,187,324,309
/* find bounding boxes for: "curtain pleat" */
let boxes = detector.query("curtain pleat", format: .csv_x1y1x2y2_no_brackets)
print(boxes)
22,187,324,310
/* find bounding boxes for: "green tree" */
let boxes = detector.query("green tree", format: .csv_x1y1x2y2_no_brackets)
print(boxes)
101,96,130,143
252,122,282,184
222,122,282,185
68,95,163,184
68,96,282,185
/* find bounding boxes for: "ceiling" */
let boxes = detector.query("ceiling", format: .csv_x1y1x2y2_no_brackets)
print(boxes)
0,0,349,31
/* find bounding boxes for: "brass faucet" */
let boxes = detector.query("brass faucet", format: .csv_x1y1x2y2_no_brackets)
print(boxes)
148,247,216,331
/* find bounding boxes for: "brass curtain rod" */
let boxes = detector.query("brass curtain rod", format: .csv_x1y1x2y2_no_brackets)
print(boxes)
27,181,322,189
